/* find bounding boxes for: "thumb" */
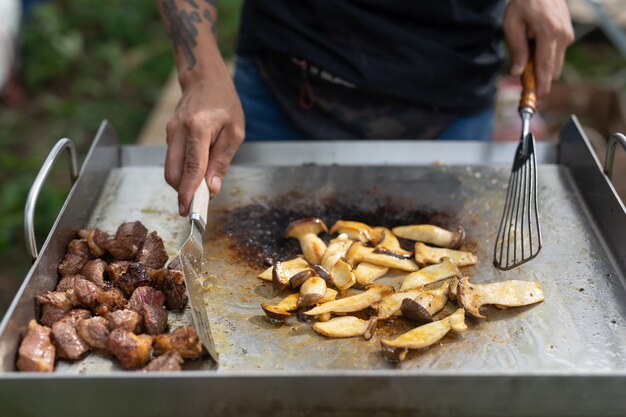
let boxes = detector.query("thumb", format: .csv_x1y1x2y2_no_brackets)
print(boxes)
505,18,529,76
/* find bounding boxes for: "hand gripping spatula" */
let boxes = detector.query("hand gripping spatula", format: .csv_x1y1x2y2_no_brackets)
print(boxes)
179,179,219,362
493,51,543,270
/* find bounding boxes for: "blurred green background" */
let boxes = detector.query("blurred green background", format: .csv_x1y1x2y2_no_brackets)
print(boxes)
0,0,243,316
0,0,625,318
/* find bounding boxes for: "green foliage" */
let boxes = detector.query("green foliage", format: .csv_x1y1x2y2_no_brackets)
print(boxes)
0,0,244,314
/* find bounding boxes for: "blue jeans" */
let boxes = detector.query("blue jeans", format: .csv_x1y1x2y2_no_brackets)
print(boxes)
233,55,494,141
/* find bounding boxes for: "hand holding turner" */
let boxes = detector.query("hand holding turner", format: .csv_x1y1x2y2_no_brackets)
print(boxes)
493,51,543,270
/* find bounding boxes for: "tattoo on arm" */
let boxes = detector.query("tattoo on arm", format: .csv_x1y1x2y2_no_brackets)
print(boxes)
160,0,217,71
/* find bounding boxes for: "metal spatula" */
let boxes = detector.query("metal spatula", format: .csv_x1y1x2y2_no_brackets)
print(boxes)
493,53,542,270
179,179,219,362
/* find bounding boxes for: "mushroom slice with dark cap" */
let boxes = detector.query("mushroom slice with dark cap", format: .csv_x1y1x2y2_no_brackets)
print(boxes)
329,221,373,243
344,242,374,268
353,262,389,287
381,308,467,363
285,218,328,265
361,251,419,272
257,257,310,282
261,293,300,321
297,276,327,308
376,289,424,320
392,224,465,249
373,227,412,257
321,233,351,271
448,277,459,303
330,259,356,291
401,281,450,323
313,316,378,340
400,257,460,291
414,242,477,267
289,269,316,290
456,277,545,319
305,285,394,316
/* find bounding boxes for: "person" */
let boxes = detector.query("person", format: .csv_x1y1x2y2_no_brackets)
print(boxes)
158,0,574,216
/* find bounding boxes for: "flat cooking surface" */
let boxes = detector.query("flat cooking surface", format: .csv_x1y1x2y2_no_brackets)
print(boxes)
59,163,626,373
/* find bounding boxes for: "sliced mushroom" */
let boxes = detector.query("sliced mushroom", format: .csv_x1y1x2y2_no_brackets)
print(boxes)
330,259,356,291
344,242,374,267
261,293,300,321
257,257,309,281
400,257,460,291
285,218,329,265
361,252,419,272
297,277,327,308
289,269,316,290
376,289,424,319
354,262,389,286
373,227,412,257
381,308,467,363
400,281,450,323
321,233,351,271
318,312,332,322
312,264,333,286
272,261,290,291
448,277,459,302
319,287,338,304
456,277,545,319
329,221,373,243
305,285,394,316
414,242,477,267
392,224,465,249
313,316,378,340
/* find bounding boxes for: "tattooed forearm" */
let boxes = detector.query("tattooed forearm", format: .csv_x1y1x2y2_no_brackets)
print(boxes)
160,0,217,71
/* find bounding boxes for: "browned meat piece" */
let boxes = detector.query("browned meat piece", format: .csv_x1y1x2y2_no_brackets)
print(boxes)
95,285,128,314
107,329,153,369
37,291,76,327
16,320,55,372
137,231,168,269
149,268,187,311
142,350,183,372
58,239,91,276
87,228,113,257
166,257,182,272
76,316,110,354
153,326,207,360
82,259,107,287
129,286,168,335
55,275,82,292
108,309,143,333
73,277,102,309
77,229,90,239
107,262,151,298
58,309,91,327
51,320,90,360
106,221,148,261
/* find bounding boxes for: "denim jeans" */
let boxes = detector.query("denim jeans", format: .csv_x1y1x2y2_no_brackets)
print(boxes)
233,55,494,141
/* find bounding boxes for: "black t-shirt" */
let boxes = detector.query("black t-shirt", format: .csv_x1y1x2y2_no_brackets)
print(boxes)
237,0,506,114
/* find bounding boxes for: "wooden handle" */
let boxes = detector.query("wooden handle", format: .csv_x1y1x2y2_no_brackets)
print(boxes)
519,49,537,112
189,178,210,225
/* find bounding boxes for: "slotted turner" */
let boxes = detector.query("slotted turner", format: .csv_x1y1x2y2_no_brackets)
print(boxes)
493,53,542,270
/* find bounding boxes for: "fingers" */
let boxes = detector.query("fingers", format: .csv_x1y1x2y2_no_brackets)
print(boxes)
176,118,215,216
534,34,557,98
503,15,529,77
164,119,186,190
205,124,245,195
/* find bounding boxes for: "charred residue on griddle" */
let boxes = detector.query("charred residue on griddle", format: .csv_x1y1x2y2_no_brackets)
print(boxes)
213,193,458,269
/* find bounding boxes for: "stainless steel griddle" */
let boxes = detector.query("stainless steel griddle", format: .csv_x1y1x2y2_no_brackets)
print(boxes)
0,117,625,417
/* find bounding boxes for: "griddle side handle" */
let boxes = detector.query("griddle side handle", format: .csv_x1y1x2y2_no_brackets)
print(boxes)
24,138,79,261
604,133,626,180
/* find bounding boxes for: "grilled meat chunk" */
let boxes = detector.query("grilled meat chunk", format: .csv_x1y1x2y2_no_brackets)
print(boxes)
59,309,92,327
95,285,128,315
77,316,111,353
17,320,55,372
137,231,168,269
108,309,143,333
82,259,107,287
107,329,153,369
142,350,183,372
129,286,168,335
107,262,151,298
106,221,148,261
51,320,90,361
55,274,82,292
166,257,182,272
87,228,113,257
149,268,187,310
37,291,76,327
58,239,91,276
153,326,206,360
73,277,102,309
